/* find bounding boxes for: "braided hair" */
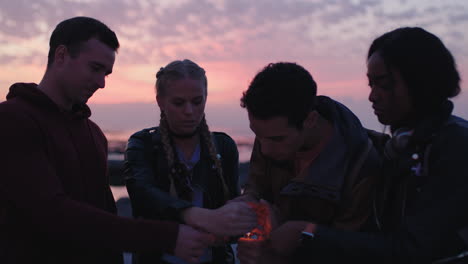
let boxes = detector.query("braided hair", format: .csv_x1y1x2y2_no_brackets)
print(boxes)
156,59,230,202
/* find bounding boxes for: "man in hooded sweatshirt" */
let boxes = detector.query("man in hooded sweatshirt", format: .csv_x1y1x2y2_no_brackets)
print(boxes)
0,16,232,264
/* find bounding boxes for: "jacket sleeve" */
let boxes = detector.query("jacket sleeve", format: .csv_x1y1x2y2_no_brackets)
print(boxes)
295,125,468,263
0,109,179,254
124,130,193,222
215,132,240,198
242,139,269,200
331,138,381,231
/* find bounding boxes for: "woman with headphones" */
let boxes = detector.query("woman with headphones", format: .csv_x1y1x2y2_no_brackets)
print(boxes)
266,27,468,264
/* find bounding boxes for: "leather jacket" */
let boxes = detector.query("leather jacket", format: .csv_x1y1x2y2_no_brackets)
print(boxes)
125,127,240,264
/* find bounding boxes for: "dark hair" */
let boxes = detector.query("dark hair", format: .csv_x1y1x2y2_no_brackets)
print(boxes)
368,27,460,113
241,62,317,129
47,16,119,67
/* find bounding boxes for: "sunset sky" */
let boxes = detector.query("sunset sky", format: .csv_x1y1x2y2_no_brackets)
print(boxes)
1,0,467,142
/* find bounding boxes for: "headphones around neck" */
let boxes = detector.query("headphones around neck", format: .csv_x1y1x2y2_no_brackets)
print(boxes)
384,128,414,160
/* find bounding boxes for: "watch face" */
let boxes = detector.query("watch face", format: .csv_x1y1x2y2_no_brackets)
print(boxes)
301,231,314,243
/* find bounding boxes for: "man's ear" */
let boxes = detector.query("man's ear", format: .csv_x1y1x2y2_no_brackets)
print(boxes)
303,110,319,129
54,45,68,66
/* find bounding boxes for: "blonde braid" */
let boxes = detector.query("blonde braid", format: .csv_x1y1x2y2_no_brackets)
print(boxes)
199,116,230,201
155,59,209,199
159,112,178,198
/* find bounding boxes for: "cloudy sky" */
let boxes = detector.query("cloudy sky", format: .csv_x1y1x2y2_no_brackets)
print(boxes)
1,0,467,141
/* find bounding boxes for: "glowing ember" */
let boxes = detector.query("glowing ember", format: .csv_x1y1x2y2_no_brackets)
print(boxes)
241,202,272,241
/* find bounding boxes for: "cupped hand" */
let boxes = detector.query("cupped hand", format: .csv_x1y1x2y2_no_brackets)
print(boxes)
174,224,214,263
207,202,258,236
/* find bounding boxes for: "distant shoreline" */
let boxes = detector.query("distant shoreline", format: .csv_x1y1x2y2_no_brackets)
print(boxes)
107,138,254,163
107,140,252,187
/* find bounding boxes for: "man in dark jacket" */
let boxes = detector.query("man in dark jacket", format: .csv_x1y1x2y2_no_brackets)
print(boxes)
0,16,211,264
235,62,382,264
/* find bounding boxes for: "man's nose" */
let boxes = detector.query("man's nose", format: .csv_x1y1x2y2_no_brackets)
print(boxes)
96,74,106,89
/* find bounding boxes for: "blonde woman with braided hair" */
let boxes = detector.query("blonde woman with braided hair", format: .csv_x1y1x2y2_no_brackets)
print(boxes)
125,59,257,264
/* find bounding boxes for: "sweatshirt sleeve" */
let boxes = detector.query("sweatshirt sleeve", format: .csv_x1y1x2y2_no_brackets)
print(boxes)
0,110,179,254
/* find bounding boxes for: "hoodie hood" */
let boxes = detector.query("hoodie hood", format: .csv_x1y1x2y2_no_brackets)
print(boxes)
316,96,368,150
280,96,369,202
6,83,91,119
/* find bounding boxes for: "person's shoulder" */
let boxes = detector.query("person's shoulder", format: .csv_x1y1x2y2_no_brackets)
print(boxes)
212,131,236,144
427,116,468,178
0,96,28,113
428,115,468,159
87,119,107,141
316,95,363,126
212,131,238,155
0,98,39,126
438,115,468,142
0,100,43,139
127,127,159,149
87,119,103,131
129,127,159,139
446,115,468,129
316,95,347,111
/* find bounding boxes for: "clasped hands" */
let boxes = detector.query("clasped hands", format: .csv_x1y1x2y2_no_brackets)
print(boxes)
175,200,258,263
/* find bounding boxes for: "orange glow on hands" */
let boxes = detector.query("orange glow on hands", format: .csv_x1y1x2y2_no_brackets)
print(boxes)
239,202,272,241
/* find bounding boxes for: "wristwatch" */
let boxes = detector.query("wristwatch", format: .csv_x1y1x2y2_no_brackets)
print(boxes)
300,223,315,242
301,231,314,243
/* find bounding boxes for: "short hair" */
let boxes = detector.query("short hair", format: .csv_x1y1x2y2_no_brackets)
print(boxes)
241,62,317,129
155,59,208,96
368,27,460,112
47,16,119,67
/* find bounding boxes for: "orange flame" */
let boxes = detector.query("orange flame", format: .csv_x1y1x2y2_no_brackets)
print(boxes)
242,202,272,241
